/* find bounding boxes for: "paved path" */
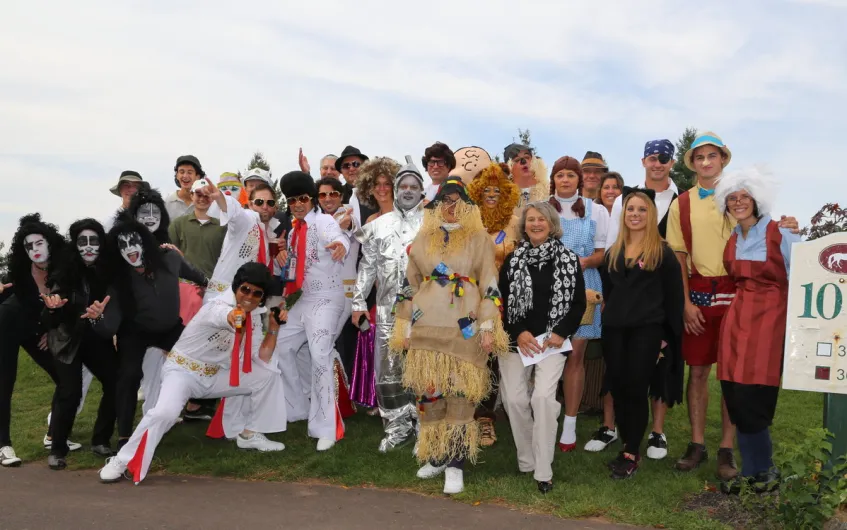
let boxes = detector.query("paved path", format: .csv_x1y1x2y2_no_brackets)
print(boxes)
1,466,631,529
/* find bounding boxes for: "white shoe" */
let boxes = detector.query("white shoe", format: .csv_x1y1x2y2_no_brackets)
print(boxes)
46,412,51,427
416,462,447,479
646,432,668,460
0,446,22,467
137,388,145,401
43,435,82,452
99,457,127,483
316,438,335,452
443,467,464,495
236,433,285,452
584,426,618,452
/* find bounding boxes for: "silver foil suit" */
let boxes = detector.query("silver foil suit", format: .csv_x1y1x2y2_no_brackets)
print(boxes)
353,156,425,452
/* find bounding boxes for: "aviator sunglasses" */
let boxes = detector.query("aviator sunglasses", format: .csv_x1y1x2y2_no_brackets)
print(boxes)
318,191,342,199
238,285,265,299
287,194,312,205
251,198,277,208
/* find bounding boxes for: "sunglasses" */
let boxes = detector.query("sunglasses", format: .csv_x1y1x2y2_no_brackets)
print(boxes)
318,191,342,199
238,285,265,299
341,161,362,170
287,194,312,205
251,198,277,208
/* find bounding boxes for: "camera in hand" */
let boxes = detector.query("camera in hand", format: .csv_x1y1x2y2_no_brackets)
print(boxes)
270,307,286,325
357,314,371,332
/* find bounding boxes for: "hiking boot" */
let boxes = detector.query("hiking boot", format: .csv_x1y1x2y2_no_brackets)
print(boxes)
716,448,738,481
478,417,497,447
675,442,708,471
646,432,668,460
584,426,618,452
611,454,640,480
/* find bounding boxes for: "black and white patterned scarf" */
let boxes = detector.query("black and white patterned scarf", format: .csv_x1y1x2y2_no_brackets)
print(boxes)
505,238,576,335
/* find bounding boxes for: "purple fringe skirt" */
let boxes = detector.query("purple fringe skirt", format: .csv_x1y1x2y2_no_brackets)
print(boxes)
350,306,377,408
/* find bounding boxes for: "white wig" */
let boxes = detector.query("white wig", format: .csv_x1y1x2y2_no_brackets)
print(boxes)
714,165,778,217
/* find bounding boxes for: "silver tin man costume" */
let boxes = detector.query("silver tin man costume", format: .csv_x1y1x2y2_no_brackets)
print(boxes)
353,156,425,452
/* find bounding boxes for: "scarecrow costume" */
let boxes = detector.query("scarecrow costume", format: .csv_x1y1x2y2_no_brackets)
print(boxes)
390,178,508,473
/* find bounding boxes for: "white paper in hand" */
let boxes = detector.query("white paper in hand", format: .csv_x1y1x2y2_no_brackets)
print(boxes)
520,333,573,367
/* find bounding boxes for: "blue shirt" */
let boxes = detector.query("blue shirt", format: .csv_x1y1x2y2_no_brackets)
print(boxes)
732,215,801,274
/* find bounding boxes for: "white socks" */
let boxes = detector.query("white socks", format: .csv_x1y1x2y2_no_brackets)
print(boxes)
560,415,577,445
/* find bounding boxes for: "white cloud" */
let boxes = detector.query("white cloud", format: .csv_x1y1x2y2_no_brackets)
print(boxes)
0,0,843,244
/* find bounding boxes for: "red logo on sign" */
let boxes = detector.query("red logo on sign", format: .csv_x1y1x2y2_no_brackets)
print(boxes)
820,244,847,275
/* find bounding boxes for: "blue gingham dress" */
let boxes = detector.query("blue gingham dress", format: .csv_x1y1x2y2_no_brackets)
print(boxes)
559,199,602,339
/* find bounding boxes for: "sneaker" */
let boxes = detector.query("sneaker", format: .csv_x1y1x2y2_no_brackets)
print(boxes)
536,480,554,494
99,457,127,483
43,435,81,452
751,468,781,493
236,433,285,452
443,467,464,495
584,426,618,452
416,462,447,479
47,454,66,470
716,448,739,481
675,442,708,472
611,454,640,480
478,417,497,447
316,438,335,452
0,446,22,467
607,451,628,472
646,432,668,460
91,444,116,457
182,404,215,422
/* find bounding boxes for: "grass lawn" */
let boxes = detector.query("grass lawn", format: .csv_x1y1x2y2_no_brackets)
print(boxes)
8,353,823,529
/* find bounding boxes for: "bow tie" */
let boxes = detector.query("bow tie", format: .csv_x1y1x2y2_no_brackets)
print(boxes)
698,187,715,199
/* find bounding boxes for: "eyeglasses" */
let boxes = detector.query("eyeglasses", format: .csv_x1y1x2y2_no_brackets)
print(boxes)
287,194,312,205
427,159,446,168
318,191,342,199
341,161,362,170
726,195,753,205
238,285,265,299
515,156,532,166
251,198,277,208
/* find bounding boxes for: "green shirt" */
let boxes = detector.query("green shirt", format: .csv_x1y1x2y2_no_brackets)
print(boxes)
168,212,226,278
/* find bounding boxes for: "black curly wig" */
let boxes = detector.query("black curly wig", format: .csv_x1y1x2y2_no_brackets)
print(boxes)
9,213,66,293
48,218,114,295
126,187,171,245
109,214,164,275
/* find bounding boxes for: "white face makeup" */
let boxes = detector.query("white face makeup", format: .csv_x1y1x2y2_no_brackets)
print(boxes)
24,234,49,264
117,232,144,267
219,184,242,196
76,229,100,264
136,203,162,232
395,175,423,211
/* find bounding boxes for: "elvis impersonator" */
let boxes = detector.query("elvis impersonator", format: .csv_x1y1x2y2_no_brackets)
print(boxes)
352,156,426,452
274,171,350,452
98,262,287,484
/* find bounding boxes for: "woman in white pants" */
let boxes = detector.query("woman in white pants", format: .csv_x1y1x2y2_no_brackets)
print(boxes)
498,202,586,494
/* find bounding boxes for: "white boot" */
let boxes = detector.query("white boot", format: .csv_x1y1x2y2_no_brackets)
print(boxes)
316,438,335,452
416,462,447,479
443,467,464,495
236,433,285,452
99,457,127,483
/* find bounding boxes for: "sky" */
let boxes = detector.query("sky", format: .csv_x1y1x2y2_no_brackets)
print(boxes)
2,0,845,247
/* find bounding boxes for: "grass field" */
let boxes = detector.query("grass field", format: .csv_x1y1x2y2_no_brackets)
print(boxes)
7,353,823,529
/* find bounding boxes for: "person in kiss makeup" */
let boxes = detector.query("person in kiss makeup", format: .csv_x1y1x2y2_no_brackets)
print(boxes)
0,214,70,467
601,189,684,480
96,217,207,450
41,219,119,470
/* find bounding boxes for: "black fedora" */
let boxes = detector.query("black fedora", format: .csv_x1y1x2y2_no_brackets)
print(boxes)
335,145,369,171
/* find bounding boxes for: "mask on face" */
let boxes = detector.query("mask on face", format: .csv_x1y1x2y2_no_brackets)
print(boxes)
136,203,162,232
395,175,423,211
24,234,49,265
117,232,144,267
76,229,100,264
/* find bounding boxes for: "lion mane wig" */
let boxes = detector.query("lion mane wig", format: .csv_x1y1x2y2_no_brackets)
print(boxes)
467,163,519,233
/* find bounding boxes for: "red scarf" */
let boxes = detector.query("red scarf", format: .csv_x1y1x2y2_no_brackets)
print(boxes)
284,218,307,296
229,311,253,387
256,224,274,274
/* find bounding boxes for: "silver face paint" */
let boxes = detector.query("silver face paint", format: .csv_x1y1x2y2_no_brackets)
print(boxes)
395,174,423,211
117,232,144,267
136,203,162,232
76,229,100,264
24,234,49,264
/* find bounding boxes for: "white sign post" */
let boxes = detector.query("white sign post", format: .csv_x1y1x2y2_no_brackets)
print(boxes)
783,232,847,462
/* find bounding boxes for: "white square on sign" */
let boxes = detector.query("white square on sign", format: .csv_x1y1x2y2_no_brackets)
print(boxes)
817,342,833,357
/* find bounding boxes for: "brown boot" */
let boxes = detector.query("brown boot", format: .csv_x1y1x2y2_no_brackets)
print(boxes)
675,442,708,471
716,448,738,481
478,417,497,447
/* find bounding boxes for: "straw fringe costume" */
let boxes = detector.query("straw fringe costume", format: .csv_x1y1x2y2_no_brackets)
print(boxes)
390,194,508,465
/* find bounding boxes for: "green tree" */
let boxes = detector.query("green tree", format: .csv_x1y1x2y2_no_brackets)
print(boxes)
248,151,271,172
0,242,9,281
670,127,698,191
515,128,532,147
